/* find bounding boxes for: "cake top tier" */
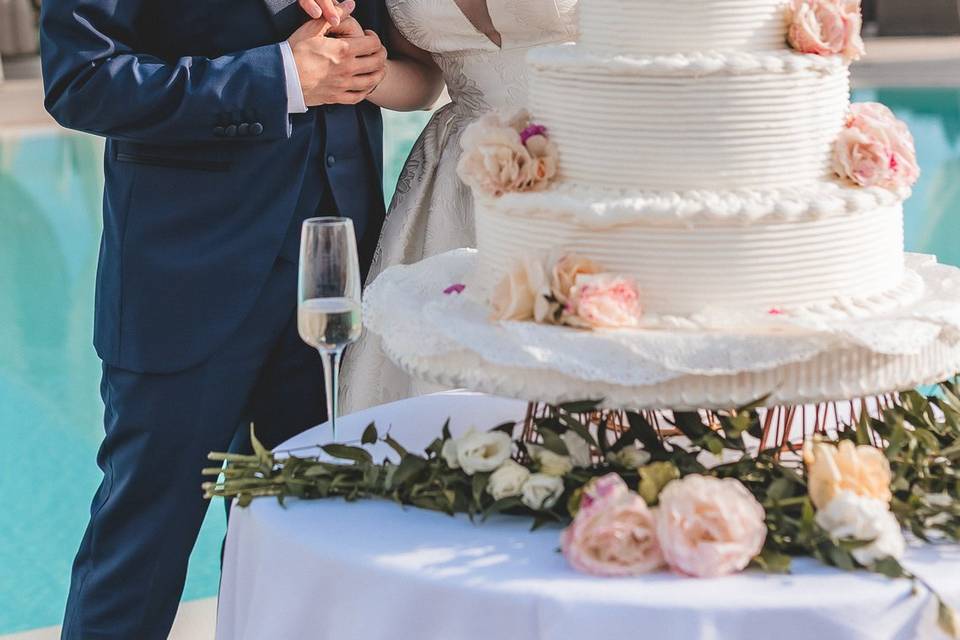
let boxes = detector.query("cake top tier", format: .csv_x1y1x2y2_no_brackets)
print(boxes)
580,0,792,56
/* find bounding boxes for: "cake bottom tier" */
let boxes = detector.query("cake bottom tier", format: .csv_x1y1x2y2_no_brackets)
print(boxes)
475,201,905,316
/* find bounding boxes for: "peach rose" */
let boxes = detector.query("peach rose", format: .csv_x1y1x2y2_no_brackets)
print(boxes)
656,475,767,578
561,474,664,576
549,253,601,304
786,0,865,62
457,110,558,197
833,102,920,189
803,439,892,510
566,274,643,329
490,256,550,322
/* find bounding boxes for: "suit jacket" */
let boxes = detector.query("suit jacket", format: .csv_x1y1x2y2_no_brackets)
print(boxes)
40,0,388,373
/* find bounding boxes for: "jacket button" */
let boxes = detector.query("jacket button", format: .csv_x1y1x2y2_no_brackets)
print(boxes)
213,126,225,137
238,123,250,136
326,154,336,167
225,124,237,137
250,122,264,136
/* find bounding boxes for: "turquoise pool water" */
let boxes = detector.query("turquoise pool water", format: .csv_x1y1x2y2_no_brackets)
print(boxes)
1,90,958,634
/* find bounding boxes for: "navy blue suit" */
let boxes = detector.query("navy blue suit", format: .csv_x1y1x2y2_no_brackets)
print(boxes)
40,0,388,635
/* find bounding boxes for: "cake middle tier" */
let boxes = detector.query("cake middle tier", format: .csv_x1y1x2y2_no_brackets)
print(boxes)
475,197,905,317
528,45,851,191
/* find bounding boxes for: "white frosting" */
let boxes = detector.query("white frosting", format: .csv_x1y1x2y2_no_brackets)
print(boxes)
580,0,791,56
528,45,850,191
363,250,960,409
493,180,909,227
475,199,905,316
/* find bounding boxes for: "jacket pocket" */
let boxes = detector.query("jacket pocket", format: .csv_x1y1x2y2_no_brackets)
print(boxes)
114,142,232,172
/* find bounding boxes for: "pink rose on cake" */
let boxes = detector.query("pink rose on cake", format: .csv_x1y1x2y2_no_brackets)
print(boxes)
565,274,643,329
786,0,865,62
561,474,665,577
656,475,767,578
833,102,919,189
457,110,558,197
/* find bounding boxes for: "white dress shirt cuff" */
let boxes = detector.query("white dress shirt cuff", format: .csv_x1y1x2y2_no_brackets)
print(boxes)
279,41,308,114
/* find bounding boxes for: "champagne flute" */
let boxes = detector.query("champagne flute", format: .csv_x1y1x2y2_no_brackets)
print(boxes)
298,217,363,440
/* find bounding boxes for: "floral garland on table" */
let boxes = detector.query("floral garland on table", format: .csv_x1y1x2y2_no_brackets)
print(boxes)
205,382,960,637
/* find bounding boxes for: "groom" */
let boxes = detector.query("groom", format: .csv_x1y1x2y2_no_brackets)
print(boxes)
40,0,388,636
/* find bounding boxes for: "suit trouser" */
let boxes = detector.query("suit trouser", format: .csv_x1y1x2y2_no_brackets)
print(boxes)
61,257,325,640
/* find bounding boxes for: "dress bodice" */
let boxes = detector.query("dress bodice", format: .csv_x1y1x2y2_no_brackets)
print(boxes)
386,0,577,115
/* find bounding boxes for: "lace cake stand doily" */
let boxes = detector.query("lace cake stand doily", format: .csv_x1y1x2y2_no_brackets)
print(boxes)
364,250,960,409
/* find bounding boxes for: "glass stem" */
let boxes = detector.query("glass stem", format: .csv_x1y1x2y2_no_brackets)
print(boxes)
320,348,343,441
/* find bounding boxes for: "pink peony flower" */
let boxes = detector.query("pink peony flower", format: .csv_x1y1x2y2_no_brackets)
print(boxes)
833,102,920,189
562,474,665,577
566,274,643,329
786,0,865,62
656,475,767,578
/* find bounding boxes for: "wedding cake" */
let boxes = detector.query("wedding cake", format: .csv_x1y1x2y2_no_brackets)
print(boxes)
363,0,960,408
464,0,917,320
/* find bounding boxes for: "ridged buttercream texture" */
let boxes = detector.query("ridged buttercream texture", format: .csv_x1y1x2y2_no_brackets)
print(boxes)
581,0,791,55
528,46,851,191
476,200,905,315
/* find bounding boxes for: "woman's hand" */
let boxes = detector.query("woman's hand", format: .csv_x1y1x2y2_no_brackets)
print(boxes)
299,0,353,25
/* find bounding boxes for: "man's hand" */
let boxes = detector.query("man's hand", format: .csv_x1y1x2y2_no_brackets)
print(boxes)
299,0,350,26
288,16,387,106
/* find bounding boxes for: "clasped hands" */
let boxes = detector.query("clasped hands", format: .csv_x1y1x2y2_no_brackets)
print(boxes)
289,0,387,106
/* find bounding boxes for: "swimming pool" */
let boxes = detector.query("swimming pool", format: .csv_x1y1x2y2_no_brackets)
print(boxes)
1,90,958,634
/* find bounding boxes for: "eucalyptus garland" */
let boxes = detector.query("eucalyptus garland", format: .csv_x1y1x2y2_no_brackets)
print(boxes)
204,379,960,636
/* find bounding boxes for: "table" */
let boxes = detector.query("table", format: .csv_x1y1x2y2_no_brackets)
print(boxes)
216,392,960,640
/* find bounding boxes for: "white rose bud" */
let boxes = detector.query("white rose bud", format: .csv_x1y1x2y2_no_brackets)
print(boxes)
608,447,652,470
561,431,593,468
815,491,906,566
487,460,531,501
455,429,513,476
528,444,574,477
441,439,460,469
521,473,565,511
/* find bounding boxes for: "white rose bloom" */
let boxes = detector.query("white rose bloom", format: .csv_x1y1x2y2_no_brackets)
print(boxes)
815,491,906,566
455,429,513,475
441,439,460,469
561,431,593,468
528,445,574,477
487,460,531,500
521,473,565,511
608,447,652,469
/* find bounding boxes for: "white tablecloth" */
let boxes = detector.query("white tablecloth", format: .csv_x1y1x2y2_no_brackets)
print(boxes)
217,392,960,640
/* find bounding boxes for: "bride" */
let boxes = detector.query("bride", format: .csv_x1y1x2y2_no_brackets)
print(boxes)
324,0,578,413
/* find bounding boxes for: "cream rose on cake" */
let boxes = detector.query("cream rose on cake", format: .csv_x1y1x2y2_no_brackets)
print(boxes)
786,0,865,62
656,475,767,578
457,110,558,197
561,474,664,577
833,102,920,190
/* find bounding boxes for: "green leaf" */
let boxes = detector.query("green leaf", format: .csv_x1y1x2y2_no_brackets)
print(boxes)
491,421,517,437
321,444,373,464
766,477,795,502
249,425,272,465
558,411,599,448
871,556,906,579
939,599,960,639
361,423,378,445
625,412,666,453
383,434,408,458
389,454,428,490
752,548,792,574
537,427,570,456
673,412,710,441
483,496,523,520
638,462,680,505
558,400,603,414
472,471,492,505
826,543,857,571
441,419,452,441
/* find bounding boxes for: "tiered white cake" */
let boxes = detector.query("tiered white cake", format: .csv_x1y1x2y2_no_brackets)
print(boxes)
473,0,908,318
363,0,960,408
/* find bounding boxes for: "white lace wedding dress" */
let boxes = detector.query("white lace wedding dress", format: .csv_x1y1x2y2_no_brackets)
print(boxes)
340,0,577,414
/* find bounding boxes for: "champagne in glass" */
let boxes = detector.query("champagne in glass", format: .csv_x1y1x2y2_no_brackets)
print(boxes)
298,217,363,440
